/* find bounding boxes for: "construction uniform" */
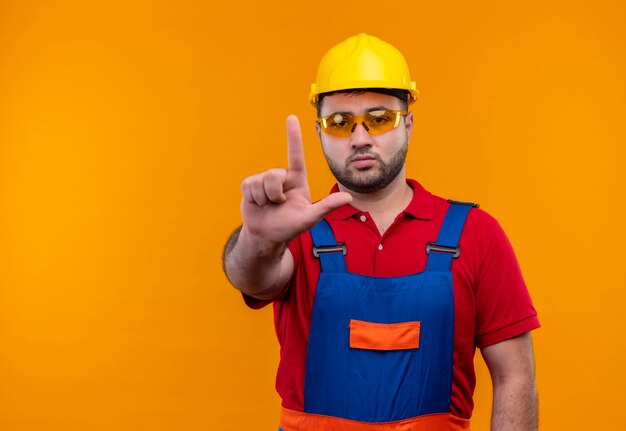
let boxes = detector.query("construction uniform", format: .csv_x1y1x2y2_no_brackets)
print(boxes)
244,180,540,430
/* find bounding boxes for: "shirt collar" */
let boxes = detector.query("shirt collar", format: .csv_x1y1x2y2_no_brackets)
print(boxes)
326,179,434,221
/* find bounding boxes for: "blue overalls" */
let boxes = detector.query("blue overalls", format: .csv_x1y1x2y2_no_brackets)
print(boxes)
279,202,475,431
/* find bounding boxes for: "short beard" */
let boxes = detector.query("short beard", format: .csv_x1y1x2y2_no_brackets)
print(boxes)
325,141,408,194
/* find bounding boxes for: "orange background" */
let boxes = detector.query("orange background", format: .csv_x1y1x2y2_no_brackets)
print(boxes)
1,1,625,430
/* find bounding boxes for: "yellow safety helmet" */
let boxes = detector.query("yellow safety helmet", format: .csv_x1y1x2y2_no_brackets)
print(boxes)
309,33,419,107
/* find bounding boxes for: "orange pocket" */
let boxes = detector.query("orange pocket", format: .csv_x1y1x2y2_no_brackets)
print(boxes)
349,320,420,351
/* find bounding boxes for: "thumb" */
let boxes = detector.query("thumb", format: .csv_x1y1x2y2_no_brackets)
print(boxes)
307,192,353,223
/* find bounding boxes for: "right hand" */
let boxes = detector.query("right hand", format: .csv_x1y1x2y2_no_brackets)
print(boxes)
240,115,352,245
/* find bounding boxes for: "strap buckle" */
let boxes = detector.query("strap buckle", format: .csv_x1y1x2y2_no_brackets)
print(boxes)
447,199,480,208
426,242,460,258
312,243,347,258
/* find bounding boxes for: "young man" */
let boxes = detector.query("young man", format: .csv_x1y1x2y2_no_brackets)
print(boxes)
223,33,540,431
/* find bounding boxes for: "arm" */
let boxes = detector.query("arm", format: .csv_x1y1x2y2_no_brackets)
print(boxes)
222,115,351,300
481,332,538,431
222,224,295,300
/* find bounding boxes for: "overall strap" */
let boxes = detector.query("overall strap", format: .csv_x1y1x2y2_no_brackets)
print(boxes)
309,219,347,273
425,200,478,272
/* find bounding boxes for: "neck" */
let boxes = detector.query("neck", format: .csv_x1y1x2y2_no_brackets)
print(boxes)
338,173,413,234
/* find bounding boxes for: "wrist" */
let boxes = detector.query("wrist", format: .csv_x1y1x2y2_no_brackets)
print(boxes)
238,224,288,257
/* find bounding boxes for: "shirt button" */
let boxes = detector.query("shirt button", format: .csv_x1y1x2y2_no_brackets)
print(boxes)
359,215,367,222
378,244,383,251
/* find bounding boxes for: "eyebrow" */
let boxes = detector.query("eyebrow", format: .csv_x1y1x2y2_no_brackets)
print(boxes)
324,106,392,116
366,105,390,112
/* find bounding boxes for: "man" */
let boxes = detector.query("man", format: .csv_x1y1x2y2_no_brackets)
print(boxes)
223,33,540,431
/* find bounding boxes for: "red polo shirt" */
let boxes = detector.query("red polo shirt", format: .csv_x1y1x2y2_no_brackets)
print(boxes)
244,179,540,420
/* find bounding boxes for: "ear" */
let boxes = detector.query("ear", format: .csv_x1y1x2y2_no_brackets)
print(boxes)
404,111,414,138
314,120,322,142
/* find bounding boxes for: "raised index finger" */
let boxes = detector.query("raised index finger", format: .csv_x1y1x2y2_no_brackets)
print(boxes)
286,115,307,176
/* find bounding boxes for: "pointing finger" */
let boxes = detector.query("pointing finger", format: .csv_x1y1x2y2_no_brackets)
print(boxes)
286,115,307,176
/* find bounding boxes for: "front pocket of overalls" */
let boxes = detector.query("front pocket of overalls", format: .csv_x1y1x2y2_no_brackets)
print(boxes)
349,319,420,350
347,319,421,421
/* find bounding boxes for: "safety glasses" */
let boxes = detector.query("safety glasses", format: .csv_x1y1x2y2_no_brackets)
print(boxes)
317,109,408,137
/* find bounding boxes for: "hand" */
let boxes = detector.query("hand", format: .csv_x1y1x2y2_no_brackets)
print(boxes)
240,115,352,245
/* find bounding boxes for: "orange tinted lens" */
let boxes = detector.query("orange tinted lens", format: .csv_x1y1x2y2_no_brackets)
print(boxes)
364,110,400,135
321,113,355,137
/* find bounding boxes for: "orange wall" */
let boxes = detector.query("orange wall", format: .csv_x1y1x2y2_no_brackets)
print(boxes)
1,1,625,429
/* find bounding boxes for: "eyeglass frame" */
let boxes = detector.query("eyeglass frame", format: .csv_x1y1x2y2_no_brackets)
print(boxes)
316,109,409,137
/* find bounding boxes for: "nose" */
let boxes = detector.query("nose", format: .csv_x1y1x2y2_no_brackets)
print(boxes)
350,122,374,148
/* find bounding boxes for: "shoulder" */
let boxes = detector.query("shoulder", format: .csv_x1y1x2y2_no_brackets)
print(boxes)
465,206,506,241
421,185,514,270
410,179,503,236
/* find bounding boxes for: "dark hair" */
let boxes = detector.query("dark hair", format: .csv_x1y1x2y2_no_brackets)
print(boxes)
317,88,409,117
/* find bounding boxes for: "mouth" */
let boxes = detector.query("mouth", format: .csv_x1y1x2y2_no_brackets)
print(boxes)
348,154,378,169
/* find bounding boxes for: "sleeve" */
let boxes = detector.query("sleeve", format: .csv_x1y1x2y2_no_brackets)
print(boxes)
474,214,540,348
240,236,301,309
